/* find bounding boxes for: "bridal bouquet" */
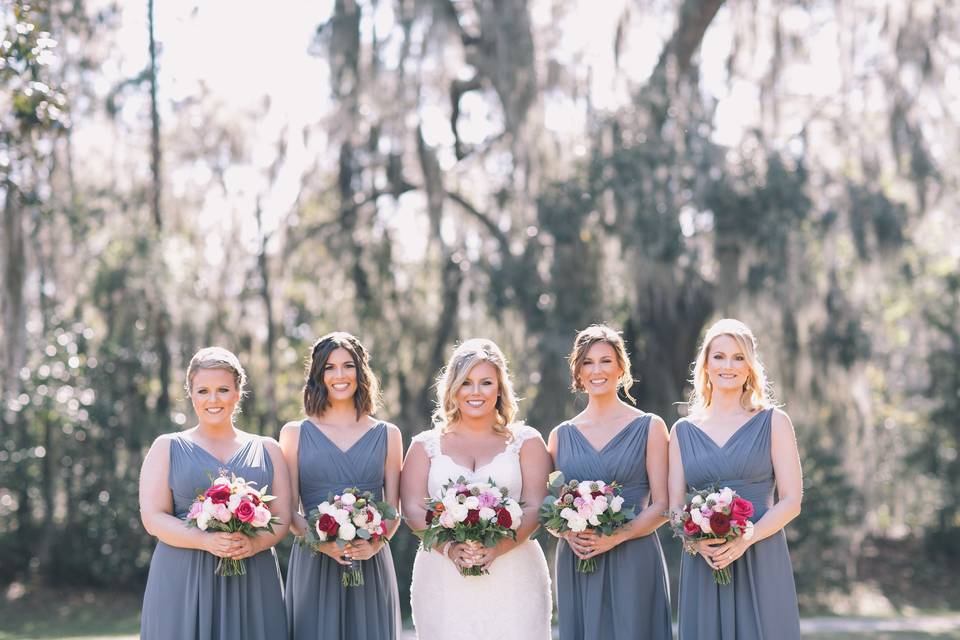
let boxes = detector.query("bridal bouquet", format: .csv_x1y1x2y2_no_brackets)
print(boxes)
303,487,397,587
669,485,755,585
418,476,523,576
538,471,635,572
186,474,279,576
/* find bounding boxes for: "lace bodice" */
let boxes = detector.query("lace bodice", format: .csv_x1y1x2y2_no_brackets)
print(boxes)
412,423,543,500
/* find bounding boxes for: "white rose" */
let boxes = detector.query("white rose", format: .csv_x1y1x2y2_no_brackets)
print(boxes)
196,512,211,531
506,501,523,526
592,495,609,514
352,511,368,528
691,495,704,507
588,514,600,526
560,507,577,521
449,503,469,522
743,520,755,541
568,515,588,532
719,487,734,503
212,476,231,487
339,522,357,540
479,507,496,522
577,484,593,497
690,509,704,526
464,496,480,510
610,496,624,513
227,494,242,512
340,493,356,506
439,510,457,528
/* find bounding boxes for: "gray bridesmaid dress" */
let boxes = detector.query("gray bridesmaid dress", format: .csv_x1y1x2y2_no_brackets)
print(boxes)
675,408,800,640
140,435,287,640
555,415,673,640
285,420,401,640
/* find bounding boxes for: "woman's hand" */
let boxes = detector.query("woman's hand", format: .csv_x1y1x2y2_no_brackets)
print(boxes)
576,529,622,559
710,536,753,570
315,540,353,566
445,542,478,570
345,538,385,561
203,532,243,558
464,541,502,572
561,530,595,559
694,538,726,570
226,533,258,560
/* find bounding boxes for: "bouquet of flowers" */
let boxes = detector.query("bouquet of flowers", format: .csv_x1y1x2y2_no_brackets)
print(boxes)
303,487,397,587
418,476,523,576
669,485,755,585
186,474,279,576
538,471,635,572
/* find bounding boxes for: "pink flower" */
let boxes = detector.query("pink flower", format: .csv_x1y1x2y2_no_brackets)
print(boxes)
235,500,256,523
214,503,232,523
251,505,272,528
187,500,203,520
478,491,499,509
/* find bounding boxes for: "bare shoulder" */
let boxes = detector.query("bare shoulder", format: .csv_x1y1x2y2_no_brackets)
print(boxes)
380,421,403,437
260,435,282,452
280,420,302,436
770,407,795,433
149,432,178,452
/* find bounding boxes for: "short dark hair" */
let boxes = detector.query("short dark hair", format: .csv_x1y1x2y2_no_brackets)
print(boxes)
303,332,381,420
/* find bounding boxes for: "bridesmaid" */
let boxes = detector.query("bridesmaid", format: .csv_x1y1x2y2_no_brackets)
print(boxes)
669,318,802,640
280,331,403,640
547,324,672,640
140,347,291,639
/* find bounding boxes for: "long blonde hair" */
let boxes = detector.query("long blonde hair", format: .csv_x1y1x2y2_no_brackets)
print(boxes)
432,338,519,435
687,319,775,416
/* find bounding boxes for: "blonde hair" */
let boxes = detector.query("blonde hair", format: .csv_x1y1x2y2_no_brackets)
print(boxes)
432,338,519,435
687,319,775,416
568,324,635,404
185,347,248,411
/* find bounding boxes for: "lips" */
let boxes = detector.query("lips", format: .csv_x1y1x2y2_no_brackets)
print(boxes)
465,399,485,407
331,383,350,391
206,407,224,415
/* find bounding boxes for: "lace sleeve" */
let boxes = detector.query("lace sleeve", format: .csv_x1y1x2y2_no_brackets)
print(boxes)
411,428,442,458
506,423,545,454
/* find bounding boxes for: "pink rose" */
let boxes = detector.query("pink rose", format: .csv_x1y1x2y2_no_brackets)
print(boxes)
251,505,272,528
683,518,700,536
235,500,256,523
214,503,232,523
730,497,754,524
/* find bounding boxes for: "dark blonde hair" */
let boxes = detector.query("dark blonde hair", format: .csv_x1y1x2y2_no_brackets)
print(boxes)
185,346,247,396
303,332,381,420
687,318,775,416
568,324,636,404
432,338,519,435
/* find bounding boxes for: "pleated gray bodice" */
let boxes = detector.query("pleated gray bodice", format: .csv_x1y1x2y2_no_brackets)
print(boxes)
674,408,774,519
556,414,653,511
297,420,387,510
169,435,273,517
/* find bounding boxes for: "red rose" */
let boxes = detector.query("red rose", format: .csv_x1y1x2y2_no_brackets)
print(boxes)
249,493,261,506
730,497,754,524
205,484,232,505
366,509,375,522
709,511,731,536
495,507,512,528
591,490,604,499
465,509,480,525
316,513,340,537
425,510,434,525
683,518,700,536
235,500,256,523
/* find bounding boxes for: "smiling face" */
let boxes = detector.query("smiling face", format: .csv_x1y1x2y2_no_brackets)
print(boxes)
322,347,358,403
455,360,500,422
190,368,240,427
705,334,752,393
576,341,624,397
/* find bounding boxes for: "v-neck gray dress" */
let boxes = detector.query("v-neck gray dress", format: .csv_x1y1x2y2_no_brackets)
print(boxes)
140,434,287,640
675,408,800,640
285,420,401,640
555,415,673,640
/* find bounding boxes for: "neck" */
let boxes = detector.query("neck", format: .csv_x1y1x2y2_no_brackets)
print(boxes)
452,414,500,435
313,400,362,427
583,392,628,418
707,390,745,415
195,421,237,439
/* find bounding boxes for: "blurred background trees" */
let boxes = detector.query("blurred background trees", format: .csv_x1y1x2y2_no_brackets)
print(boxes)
1,0,958,616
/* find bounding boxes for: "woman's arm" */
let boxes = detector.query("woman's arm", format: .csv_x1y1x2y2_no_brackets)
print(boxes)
668,422,723,569
399,441,431,533
138,435,241,558
278,422,308,536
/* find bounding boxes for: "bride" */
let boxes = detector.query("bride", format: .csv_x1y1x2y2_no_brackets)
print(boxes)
401,338,553,640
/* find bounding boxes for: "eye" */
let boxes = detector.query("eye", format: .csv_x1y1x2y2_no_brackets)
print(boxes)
345,362,356,368
218,387,230,393
735,355,745,361
197,389,207,395
323,364,333,370
712,353,724,359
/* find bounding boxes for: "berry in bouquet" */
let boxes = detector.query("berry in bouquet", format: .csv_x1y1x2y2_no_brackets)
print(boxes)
303,487,397,587
186,473,280,576
669,485,755,585
538,470,635,572
418,476,523,576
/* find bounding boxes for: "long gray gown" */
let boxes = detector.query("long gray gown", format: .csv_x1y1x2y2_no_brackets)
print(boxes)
675,408,801,640
555,415,673,640
140,435,287,640
285,420,401,640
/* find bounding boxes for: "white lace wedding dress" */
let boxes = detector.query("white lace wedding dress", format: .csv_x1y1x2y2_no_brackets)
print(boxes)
409,423,552,640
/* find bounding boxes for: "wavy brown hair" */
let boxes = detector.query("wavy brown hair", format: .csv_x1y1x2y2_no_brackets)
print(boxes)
568,324,636,404
303,332,381,420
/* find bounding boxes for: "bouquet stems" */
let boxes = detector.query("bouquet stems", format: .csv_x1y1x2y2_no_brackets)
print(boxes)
216,557,246,577
459,565,489,577
713,566,732,585
342,564,364,587
576,557,597,573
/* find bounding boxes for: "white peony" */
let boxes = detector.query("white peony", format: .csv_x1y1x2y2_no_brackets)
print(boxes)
610,496,624,513
333,508,350,525
439,510,457,528
479,507,496,522
352,511,369,528
588,514,600,527
719,487,734,504
691,495,704,507
448,503,469,522
592,495,609,514
196,512,211,531
340,493,356,506
339,522,357,540
464,496,480,510
506,501,523,527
